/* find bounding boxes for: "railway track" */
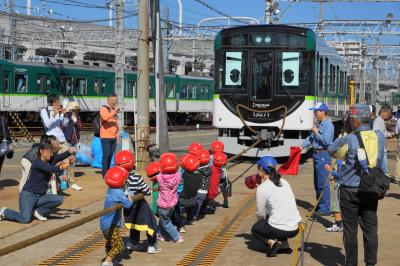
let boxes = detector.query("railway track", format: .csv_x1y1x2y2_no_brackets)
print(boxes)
9,123,214,140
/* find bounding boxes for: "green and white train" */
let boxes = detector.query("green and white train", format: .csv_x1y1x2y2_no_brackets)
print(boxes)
213,25,350,157
0,58,213,124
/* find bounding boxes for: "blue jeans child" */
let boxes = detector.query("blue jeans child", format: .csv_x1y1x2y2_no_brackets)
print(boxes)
158,207,180,241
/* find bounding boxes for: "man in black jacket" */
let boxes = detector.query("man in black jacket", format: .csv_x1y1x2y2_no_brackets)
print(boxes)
0,142,72,223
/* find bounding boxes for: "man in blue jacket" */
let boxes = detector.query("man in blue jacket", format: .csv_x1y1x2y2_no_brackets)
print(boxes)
328,103,385,266
300,102,334,215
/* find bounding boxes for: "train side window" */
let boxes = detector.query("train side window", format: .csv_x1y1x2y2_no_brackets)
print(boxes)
125,80,136,97
94,79,106,95
3,72,10,93
200,84,209,100
319,58,323,92
75,77,87,95
37,75,51,93
15,73,28,93
60,76,73,94
190,85,197,99
166,82,175,99
329,65,335,92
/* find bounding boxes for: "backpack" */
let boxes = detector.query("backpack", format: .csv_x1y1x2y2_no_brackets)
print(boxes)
355,131,390,200
92,105,111,137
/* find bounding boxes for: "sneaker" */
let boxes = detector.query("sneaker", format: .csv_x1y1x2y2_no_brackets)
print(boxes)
223,200,229,208
70,183,82,191
174,235,184,243
147,246,161,254
0,207,7,220
100,261,113,266
179,227,186,233
326,224,343,232
34,210,47,221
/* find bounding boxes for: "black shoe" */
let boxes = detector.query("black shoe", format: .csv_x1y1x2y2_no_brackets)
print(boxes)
278,247,293,254
125,241,141,251
266,242,281,257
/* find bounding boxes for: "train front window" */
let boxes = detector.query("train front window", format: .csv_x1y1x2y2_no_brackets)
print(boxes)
251,51,273,100
276,51,313,95
216,51,247,92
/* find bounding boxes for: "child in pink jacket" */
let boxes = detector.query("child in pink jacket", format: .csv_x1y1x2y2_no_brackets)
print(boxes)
157,153,183,243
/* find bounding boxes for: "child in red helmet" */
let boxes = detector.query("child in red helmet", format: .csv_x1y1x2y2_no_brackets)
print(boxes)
208,152,228,213
100,166,133,266
179,154,202,225
157,153,183,243
211,141,229,208
146,162,161,215
115,151,160,254
193,149,212,221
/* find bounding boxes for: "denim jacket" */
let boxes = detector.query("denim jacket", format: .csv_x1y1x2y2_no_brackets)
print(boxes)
327,124,385,188
302,118,334,150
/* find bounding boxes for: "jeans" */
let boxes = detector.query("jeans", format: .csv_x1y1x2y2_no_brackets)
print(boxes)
313,151,331,213
193,192,207,219
101,138,116,176
4,190,63,223
171,200,185,228
158,207,180,241
340,187,378,266
382,147,388,175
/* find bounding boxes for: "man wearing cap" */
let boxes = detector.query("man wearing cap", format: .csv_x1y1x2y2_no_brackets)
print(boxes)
300,102,334,215
328,103,385,266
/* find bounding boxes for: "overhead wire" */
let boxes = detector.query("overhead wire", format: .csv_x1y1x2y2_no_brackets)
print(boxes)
193,0,250,25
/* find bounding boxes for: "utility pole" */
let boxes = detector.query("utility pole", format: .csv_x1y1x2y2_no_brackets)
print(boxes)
8,0,17,61
152,0,169,154
107,1,114,28
27,0,31,15
115,0,125,139
265,0,272,24
163,6,170,74
318,2,324,37
137,0,150,168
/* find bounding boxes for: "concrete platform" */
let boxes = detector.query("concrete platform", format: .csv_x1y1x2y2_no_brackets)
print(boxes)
0,132,399,265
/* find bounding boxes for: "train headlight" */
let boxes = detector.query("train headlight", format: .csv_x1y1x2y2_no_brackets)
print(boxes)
264,36,272,44
255,36,262,44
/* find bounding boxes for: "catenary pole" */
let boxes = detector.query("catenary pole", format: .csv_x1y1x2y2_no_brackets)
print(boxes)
137,0,150,168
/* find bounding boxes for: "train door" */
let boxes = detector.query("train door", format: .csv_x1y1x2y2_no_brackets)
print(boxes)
1,67,11,108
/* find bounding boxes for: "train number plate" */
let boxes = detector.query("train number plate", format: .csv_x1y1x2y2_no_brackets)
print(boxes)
250,112,270,119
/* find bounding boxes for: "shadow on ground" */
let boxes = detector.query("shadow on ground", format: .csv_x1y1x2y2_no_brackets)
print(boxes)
235,233,268,254
386,193,400,200
304,242,345,266
0,179,19,187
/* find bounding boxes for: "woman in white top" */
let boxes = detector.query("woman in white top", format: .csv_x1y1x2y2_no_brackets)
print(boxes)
251,156,302,257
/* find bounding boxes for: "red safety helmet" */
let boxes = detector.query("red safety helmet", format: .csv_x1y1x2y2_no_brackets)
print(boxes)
105,166,129,188
188,142,203,155
115,150,135,170
197,149,210,165
213,151,227,167
160,153,178,173
211,140,224,154
182,154,200,172
245,174,261,190
179,154,189,168
146,161,161,181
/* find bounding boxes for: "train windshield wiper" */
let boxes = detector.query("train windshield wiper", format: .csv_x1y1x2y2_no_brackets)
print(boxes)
284,87,294,100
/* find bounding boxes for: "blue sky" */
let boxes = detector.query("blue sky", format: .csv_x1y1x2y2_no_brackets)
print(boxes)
6,0,400,44
9,0,400,25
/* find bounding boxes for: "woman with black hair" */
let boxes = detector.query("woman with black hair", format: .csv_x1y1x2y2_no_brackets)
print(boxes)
251,156,302,257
